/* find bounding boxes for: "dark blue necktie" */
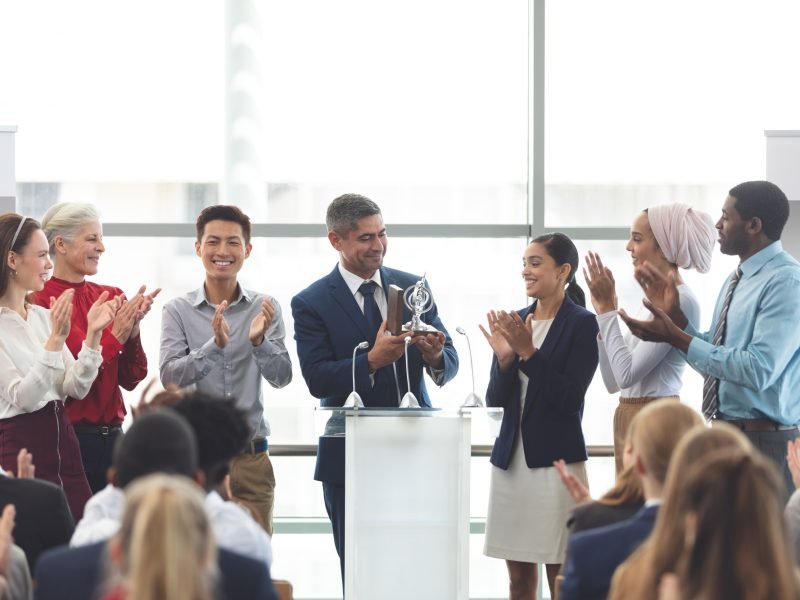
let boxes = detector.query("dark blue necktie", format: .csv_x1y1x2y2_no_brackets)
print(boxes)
359,281,382,339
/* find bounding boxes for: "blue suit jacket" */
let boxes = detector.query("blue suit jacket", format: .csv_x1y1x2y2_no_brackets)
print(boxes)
560,504,660,600
487,297,599,469
34,540,278,600
291,265,459,484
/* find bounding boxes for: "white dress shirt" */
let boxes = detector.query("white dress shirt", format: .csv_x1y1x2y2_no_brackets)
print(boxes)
71,485,273,567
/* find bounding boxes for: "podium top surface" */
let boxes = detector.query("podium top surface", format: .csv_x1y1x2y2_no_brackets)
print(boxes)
315,406,503,418
315,406,504,438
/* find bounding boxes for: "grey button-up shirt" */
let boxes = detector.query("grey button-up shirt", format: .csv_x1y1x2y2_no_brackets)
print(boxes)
159,285,292,438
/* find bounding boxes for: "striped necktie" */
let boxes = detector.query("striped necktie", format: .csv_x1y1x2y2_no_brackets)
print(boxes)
701,267,742,420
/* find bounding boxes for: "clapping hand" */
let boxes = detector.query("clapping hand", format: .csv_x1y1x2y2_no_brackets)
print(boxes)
633,262,685,327
213,301,230,348
130,285,161,338
495,310,536,361
111,293,143,344
479,310,516,371
583,251,618,314
0,504,15,582
86,291,122,348
249,298,275,346
46,289,75,349
553,459,591,504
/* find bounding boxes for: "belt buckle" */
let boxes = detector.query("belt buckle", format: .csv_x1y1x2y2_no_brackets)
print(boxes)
99,426,111,435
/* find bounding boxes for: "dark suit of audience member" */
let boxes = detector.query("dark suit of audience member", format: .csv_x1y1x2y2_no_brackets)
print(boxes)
0,473,74,571
566,498,644,535
34,541,279,600
560,504,659,600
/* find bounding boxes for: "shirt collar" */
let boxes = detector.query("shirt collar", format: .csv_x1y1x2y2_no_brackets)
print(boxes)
191,284,250,307
337,263,383,296
740,240,783,278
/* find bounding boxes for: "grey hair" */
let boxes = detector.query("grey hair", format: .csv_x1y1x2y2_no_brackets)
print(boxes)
325,193,381,234
40,202,101,257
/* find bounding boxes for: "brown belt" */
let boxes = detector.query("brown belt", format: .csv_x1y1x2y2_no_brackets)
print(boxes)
619,395,679,406
713,418,798,433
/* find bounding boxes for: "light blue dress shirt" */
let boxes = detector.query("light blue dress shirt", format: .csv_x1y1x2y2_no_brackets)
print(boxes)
159,285,292,438
685,241,800,424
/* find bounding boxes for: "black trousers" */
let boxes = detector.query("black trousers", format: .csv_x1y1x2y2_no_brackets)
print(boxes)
740,428,799,502
322,481,346,593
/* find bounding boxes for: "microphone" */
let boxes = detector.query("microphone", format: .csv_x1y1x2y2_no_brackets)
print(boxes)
399,336,421,408
456,326,484,407
343,341,369,408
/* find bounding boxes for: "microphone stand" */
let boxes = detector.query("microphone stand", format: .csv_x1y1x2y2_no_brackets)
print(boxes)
343,341,369,409
399,337,421,408
456,326,484,407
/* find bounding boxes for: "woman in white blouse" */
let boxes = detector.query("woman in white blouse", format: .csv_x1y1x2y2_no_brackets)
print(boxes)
583,203,715,473
0,213,119,519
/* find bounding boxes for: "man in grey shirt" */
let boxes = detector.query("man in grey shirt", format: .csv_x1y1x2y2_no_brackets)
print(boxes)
160,205,292,534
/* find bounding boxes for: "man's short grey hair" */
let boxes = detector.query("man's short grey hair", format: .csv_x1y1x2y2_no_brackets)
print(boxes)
326,194,382,234
40,202,101,257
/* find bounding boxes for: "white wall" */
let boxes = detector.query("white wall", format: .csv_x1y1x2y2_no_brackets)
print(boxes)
765,131,800,260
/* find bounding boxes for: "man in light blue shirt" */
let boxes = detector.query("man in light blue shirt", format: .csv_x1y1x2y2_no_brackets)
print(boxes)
621,181,800,494
160,205,292,532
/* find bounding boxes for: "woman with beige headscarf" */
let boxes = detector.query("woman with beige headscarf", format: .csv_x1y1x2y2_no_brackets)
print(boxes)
584,203,715,474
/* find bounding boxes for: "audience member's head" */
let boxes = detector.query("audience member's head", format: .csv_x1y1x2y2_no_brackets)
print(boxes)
105,474,217,600
659,448,797,600
598,421,643,508
112,410,199,488
610,423,757,600
170,393,250,492
629,400,703,495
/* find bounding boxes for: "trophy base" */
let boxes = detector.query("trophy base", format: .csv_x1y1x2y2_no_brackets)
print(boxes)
402,321,439,336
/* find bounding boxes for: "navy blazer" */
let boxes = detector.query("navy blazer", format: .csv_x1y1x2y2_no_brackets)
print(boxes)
291,265,459,484
486,296,599,469
34,540,278,600
560,504,660,600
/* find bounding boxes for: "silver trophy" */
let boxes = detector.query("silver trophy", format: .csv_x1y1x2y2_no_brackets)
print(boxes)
402,274,439,335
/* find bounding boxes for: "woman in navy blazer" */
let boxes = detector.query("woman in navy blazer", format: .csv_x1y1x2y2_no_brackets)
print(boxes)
480,232,599,600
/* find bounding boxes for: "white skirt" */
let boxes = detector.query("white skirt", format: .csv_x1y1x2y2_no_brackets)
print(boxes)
483,438,588,564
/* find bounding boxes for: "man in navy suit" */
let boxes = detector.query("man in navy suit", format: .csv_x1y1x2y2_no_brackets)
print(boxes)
291,193,459,581
560,400,703,600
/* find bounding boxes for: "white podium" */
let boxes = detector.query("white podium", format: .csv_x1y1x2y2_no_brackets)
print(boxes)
318,406,500,600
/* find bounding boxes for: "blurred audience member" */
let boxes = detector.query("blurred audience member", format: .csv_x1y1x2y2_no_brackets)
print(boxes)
560,400,702,600
610,422,752,599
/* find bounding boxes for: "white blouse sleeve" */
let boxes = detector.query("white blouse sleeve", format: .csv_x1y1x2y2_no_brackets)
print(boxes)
59,343,103,400
597,334,621,394
596,311,674,391
0,347,69,413
595,286,699,392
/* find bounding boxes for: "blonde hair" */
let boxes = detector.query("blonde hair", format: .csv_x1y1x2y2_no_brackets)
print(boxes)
631,400,703,485
598,415,643,507
610,424,754,600
39,202,100,258
106,474,217,600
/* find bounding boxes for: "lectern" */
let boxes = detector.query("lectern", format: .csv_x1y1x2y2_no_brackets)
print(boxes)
318,407,500,599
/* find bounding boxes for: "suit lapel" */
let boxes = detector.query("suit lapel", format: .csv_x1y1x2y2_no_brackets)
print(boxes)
520,298,572,421
327,266,374,342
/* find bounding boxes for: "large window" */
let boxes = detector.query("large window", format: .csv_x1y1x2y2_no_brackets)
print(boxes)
3,1,799,597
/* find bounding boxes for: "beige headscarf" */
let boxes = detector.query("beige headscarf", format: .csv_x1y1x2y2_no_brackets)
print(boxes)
647,203,716,273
